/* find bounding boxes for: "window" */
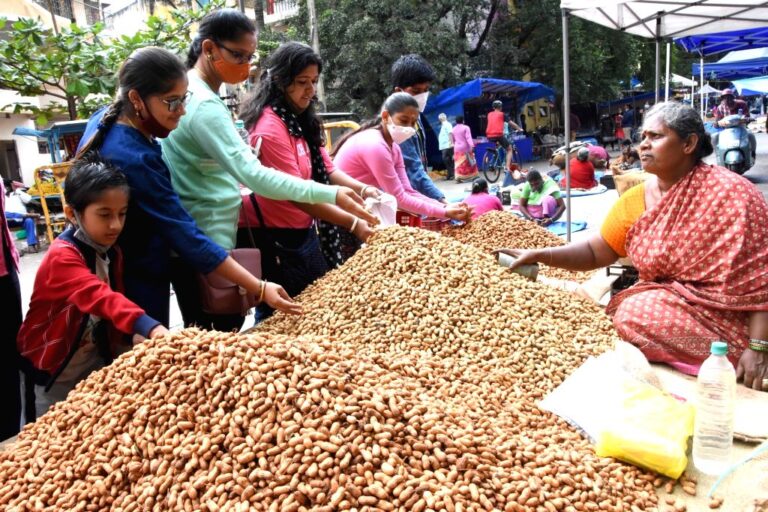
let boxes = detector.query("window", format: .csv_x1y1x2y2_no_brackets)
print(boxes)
33,0,74,20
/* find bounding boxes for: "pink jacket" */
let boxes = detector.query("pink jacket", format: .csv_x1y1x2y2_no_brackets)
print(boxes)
333,129,446,218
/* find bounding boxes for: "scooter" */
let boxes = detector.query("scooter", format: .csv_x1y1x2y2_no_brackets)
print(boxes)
713,113,756,175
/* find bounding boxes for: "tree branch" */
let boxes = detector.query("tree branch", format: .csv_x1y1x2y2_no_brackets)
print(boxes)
467,0,500,58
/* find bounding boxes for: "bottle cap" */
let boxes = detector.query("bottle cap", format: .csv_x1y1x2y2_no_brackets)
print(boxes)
235,119,245,129
710,341,728,355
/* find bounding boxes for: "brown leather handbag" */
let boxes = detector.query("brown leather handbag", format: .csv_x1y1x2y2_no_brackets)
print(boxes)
196,248,262,316
196,206,262,316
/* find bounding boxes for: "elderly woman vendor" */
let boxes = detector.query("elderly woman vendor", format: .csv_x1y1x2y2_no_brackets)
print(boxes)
498,102,768,391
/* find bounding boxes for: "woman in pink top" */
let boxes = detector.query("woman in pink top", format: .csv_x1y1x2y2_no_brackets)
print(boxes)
333,92,471,222
464,178,503,219
237,42,379,311
451,116,479,183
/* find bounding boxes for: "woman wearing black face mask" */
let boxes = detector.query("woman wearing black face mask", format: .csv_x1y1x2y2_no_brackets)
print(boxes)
76,46,302,332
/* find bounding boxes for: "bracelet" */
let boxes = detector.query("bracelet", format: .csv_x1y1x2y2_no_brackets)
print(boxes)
749,338,768,352
258,279,267,303
360,185,371,197
350,217,359,233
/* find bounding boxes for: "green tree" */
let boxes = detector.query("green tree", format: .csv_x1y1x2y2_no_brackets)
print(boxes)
290,0,501,116
0,4,215,124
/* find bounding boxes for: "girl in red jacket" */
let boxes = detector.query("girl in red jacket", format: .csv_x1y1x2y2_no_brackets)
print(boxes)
17,153,168,419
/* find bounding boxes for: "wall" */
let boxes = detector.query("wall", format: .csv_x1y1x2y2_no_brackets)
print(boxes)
0,115,54,186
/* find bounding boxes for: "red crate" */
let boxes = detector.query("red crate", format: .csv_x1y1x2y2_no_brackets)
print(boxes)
396,211,422,227
421,217,450,233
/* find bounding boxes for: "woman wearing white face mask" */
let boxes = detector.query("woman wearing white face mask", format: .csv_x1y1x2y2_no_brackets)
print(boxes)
451,115,479,183
332,92,471,222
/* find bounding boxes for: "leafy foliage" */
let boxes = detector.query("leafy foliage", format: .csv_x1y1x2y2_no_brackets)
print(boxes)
0,3,217,123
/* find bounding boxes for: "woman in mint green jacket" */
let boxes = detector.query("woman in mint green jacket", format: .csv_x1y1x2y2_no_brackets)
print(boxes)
162,9,373,331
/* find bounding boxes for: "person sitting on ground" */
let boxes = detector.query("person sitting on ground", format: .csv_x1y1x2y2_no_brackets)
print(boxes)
464,178,503,220
17,154,169,418
451,116,479,183
587,144,609,170
519,170,565,227
497,102,768,391
562,146,597,189
3,179,39,252
610,139,641,174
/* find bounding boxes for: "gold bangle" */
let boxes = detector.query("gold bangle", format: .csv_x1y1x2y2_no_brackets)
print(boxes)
350,217,359,233
258,280,267,303
360,185,370,197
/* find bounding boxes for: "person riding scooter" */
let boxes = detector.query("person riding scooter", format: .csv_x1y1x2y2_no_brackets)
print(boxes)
713,88,749,126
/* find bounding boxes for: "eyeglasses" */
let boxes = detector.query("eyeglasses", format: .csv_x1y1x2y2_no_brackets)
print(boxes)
161,91,193,112
217,43,256,65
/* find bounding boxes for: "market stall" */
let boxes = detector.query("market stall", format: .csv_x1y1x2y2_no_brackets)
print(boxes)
422,78,555,164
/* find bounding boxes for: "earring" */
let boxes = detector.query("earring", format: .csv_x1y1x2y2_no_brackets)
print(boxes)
207,53,213,61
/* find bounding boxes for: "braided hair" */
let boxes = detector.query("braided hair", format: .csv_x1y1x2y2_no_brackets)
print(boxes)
76,47,186,157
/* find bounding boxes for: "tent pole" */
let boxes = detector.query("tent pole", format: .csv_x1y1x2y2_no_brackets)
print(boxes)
654,16,661,104
691,75,695,109
561,8,571,242
664,42,671,102
700,54,704,117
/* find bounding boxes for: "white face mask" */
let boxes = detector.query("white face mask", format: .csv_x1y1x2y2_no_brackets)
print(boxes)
387,121,417,145
412,91,429,112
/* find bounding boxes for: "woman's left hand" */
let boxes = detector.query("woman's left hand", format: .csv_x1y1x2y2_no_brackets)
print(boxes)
736,348,768,391
263,282,303,315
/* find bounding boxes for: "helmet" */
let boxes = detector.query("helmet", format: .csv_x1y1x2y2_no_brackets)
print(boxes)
492,100,502,109
721,88,735,97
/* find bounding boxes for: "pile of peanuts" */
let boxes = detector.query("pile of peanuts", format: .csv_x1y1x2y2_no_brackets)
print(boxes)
0,227,667,511
442,211,594,283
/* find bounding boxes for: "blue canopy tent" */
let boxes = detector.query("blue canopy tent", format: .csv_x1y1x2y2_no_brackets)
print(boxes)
423,78,555,133
676,26,768,56
692,48,768,80
733,75,768,95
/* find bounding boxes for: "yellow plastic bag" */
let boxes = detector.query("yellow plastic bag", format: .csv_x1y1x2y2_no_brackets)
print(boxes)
594,377,694,479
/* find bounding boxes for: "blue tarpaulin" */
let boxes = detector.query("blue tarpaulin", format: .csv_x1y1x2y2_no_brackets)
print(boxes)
422,78,555,134
676,27,768,56
692,48,768,80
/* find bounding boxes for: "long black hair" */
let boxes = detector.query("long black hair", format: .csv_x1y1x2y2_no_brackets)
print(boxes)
240,42,324,147
65,151,129,213
186,9,256,69
331,92,419,156
77,47,186,156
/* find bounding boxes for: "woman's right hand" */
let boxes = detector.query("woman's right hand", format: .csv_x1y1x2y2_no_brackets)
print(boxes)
336,187,378,226
492,248,542,270
263,281,303,315
445,204,472,222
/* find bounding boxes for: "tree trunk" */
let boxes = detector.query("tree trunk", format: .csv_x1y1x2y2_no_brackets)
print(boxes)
253,0,265,37
67,96,77,120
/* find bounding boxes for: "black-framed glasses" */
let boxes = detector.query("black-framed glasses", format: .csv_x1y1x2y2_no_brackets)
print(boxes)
217,43,256,65
161,91,193,112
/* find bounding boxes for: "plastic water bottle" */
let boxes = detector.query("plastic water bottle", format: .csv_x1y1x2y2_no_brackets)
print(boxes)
235,119,249,145
692,341,736,475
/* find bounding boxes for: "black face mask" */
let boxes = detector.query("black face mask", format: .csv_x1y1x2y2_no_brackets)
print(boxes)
138,105,171,139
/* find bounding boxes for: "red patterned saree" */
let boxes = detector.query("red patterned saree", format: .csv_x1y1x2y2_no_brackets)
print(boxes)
607,164,768,375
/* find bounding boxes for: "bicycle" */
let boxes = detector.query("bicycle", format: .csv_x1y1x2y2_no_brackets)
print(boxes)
482,137,522,183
